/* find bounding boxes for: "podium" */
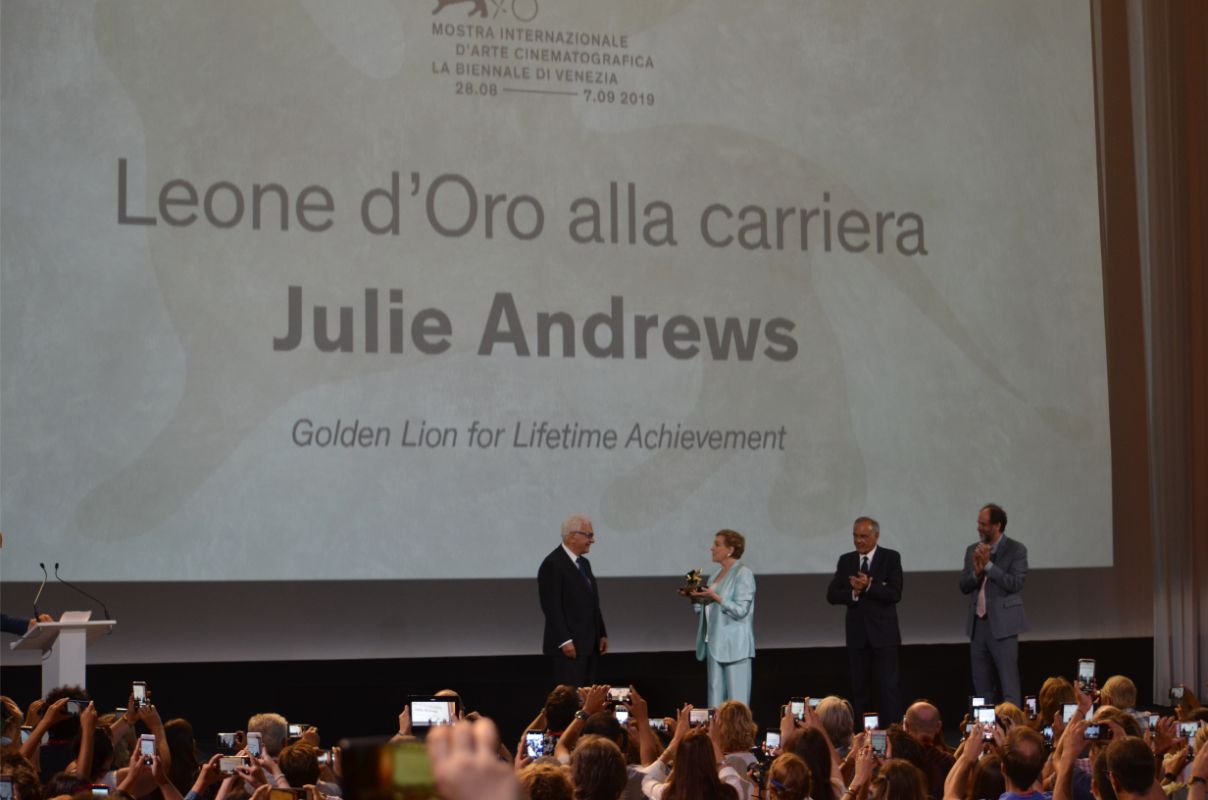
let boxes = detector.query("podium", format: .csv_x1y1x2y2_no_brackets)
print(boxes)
10,619,115,696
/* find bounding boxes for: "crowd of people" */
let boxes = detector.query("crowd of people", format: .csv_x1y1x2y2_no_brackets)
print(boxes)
2,673,1205,800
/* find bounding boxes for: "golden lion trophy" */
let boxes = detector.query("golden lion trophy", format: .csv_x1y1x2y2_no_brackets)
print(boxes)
678,569,707,597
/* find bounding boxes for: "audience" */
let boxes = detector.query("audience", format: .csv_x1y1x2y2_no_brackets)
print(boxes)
2,667,1203,800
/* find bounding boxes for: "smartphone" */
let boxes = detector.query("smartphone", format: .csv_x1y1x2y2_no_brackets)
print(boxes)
1042,726,1055,747
90,788,110,797
317,750,332,767
608,687,632,705
1062,703,1078,723
809,698,822,709
863,712,879,731
1077,659,1096,694
764,731,781,751
974,706,996,725
65,699,85,716
1083,724,1112,741
614,708,630,725
1024,696,1038,718
0,776,12,800
1147,715,1159,732
139,734,156,765
689,708,709,727
132,681,147,709
20,725,33,744
1179,721,1202,738
790,698,806,721
217,732,238,754
524,731,544,758
965,722,976,736
408,696,460,735
970,695,987,709
1170,686,1185,702
247,731,262,757
219,755,251,774
870,730,887,757
288,723,306,738
649,719,668,733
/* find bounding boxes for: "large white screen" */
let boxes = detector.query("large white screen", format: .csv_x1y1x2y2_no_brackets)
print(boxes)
0,0,1110,581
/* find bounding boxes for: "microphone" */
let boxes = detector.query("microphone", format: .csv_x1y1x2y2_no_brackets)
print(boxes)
33,562,49,621
53,563,111,621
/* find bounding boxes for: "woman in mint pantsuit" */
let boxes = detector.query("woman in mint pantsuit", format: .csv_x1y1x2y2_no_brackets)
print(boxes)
690,529,756,707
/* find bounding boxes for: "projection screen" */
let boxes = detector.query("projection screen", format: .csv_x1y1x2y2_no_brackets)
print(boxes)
1,0,1110,583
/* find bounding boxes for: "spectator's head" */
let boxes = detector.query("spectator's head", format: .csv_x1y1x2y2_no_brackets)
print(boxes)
520,762,574,800
1091,748,1117,800
45,686,90,741
714,701,757,754
788,727,837,800
1091,708,1141,739
42,771,90,798
903,702,942,745
544,685,581,733
853,517,880,555
714,529,746,561
165,718,201,793
886,725,924,771
71,723,114,781
278,741,321,787
581,712,625,750
768,752,811,800
1038,677,1077,726
1104,738,1155,798
1,752,42,800
1098,676,1137,710
663,729,738,800
569,735,626,800
815,696,855,753
1000,727,1046,794
247,713,288,758
872,759,928,800
965,753,1005,800
995,703,1026,729
561,515,595,557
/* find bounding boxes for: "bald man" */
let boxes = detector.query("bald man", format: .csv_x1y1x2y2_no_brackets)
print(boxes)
903,702,954,799
538,514,608,686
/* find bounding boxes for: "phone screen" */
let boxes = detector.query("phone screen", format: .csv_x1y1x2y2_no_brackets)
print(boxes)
863,713,879,731
1043,726,1054,746
1,776,13,800
970,696,987,708
219,756,247,774
1077,658,1096,693
689,709,709,726
140,738,155,756
390,741,436,793
289,724,303,737
132,682,146,707
765,731,781,749
410,700,457,726
809,698,821,709
608,688,631,703
870,731,887,756
524,732,543,758
1024,696,1037,717
975,706,996,725
247,732,262,756
615,709,630,724
1062,703,1078,723
790,700,805,720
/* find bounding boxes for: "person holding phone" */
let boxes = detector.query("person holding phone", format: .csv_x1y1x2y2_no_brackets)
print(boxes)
538,514,608,686
960,503,1028,706
690,529,756,707
826,517,904,724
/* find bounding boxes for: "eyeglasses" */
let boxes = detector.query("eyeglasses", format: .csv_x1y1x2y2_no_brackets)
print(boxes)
569,531,595,539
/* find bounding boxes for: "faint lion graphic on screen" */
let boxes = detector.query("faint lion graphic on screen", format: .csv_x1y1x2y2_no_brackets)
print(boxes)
433,0,487,17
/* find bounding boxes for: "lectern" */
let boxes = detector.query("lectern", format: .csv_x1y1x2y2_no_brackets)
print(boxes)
10,618,115,696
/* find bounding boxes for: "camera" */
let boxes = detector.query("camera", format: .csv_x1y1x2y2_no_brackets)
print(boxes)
747,745,775,792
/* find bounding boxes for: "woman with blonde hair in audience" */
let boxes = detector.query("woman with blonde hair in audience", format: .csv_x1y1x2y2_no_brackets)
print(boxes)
766,752,811,800
715,700,760,782
521,760,575,800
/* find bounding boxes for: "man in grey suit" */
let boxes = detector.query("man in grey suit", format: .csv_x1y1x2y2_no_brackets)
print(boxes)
960,503,1028,705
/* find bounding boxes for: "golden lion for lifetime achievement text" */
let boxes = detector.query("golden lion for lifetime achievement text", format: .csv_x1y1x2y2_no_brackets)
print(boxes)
678,569,708,597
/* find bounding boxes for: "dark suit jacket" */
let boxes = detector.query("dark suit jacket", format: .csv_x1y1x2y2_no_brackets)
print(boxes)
959,535,1028,639
538,546,606,657
826,547,903,648
1,613,30,636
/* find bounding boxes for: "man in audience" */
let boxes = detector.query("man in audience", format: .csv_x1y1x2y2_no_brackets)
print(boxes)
248,712,289,758
999,725,1049,800
827,516,904,722
903,702,954,800
539,514,609,686
960,503,1028,705
1104,737,1163,800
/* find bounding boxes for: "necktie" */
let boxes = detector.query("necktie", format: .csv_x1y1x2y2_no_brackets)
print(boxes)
977,575,987,618
860,555,870,574
575,557,592,588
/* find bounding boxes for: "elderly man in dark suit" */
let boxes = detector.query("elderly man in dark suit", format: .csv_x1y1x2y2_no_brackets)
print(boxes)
960,503,1028,705
827,516,904,722
538,513,608,686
